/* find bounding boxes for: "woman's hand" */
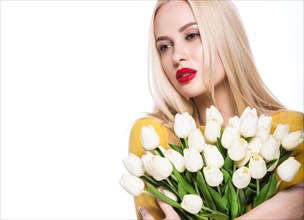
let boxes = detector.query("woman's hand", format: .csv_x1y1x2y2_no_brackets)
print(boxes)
139,199,181,220
236,182,304,219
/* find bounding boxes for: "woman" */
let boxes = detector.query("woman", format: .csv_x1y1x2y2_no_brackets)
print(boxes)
128,0,304,219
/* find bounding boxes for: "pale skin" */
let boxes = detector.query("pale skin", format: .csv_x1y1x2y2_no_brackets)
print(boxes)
140,1,304,219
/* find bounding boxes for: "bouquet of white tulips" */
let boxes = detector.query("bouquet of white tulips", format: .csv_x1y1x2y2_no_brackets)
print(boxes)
120,106,303,219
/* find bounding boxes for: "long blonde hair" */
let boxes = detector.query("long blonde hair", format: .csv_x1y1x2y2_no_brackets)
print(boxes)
148,0,284,127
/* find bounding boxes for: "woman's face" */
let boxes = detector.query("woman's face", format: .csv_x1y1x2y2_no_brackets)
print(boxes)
154,1,225,98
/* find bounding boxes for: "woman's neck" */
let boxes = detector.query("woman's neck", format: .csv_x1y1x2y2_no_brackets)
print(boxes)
193,80,234,127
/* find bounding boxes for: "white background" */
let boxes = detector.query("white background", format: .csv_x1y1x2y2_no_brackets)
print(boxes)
0,1,303,219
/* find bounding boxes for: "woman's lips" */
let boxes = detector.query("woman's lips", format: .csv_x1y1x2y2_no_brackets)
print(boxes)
176,68,197,83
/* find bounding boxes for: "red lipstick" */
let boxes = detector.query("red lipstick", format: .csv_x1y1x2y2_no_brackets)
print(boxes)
176,68,197,83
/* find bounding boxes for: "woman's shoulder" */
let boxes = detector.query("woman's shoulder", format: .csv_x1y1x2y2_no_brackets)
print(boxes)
129,117,169,139
271,109,303,131
128,117,170,156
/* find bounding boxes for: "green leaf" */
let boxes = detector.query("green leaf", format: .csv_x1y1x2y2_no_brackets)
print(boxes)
228,181,238,219
265,173,277,200
238,189,246,216
248,182,257,191
216,137,227,158
172,166,196,194
253,174,277,208
174,208,195,220
180,138,187,150
185,170,193,183
147,183,181,209
278,148,292,165
223,156,234,174
169,143,183,155
222,184,230,213
155,147,165,157
221,169,231,184
201,212,229,220
177,182,187,200
208,186,228,213
244,187,255,203
140,175,161,187
266,159,278,169
195,212,229,220
196,171,217,210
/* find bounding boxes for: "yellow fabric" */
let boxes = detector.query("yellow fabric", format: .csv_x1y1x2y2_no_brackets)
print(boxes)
128,111,304,220
271,111,304,190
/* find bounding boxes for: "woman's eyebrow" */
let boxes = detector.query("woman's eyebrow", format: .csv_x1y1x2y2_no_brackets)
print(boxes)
156,36,170,43
156,22,197,43
179,22,197,33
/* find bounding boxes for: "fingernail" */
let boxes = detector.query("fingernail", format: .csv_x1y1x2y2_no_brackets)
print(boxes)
138,206,144,213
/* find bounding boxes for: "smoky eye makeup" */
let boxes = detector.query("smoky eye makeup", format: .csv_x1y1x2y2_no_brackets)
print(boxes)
185,32,200,41
157,42,173,53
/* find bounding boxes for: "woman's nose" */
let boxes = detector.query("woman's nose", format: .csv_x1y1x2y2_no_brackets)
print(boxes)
172,44,188,66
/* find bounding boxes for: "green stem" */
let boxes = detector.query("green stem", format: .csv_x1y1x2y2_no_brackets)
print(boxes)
201,205,215,213
194,214,209,220
166,178,179,195
170,173,178,182
217,186,222,197
166,178,174,188
276,179,282,190
256,179,260,196
143,190,153,197
233,163,236,173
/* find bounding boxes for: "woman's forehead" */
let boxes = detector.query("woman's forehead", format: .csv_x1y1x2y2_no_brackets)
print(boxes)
154,1,197,37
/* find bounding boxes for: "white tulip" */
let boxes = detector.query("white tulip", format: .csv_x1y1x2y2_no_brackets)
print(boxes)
255,126,270,144
119,173,144,196
236,150,252,168
260,136,280,161
232,167,251,189
203,165,224,187
221,124,240,149
158,187,178,201
141,152,154,176
239,107,258,137
184,148,204,172
188,129,206,152
277,157,301,182
203,144,224,169
181,194,203,214
206,105,224,126
123,153,145,177
140,125,160,151
273,124,290,143
204,119,221,144
228,138,248,161
249,155,267,179
174,112,196,139
258,114,272,134
228,116,240,130
267,150,280,172
240,106,251,121
248,136,263,155
164,149,186,173
282,130,304,151
143,154,173,181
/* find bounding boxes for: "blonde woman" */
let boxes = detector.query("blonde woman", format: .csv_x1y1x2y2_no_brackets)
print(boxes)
129,0,303,219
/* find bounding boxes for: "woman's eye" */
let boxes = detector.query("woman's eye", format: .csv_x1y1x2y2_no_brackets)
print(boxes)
186,33,200,40
159,43,172,52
